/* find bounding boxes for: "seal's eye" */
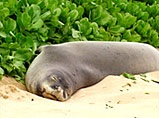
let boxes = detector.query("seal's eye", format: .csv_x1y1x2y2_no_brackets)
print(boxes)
50,75,58,82
51,85,60,90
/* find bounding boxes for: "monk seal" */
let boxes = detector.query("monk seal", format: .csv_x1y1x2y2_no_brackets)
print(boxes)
25,41,159,101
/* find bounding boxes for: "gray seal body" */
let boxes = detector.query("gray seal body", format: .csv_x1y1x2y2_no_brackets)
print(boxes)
25,41,159,101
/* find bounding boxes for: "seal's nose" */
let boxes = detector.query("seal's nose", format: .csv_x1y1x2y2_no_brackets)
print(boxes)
41,84,58,100
44,85,68,101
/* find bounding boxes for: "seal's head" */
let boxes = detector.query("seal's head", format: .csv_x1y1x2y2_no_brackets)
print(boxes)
36,74,72,101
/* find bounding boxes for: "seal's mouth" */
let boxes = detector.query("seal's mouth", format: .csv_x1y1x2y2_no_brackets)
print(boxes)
41,85,69,101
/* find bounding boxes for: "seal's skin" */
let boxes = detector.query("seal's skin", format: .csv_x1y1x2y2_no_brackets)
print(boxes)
25,41,159,101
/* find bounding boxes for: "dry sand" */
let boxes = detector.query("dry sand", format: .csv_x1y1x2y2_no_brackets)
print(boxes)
0,72,159,118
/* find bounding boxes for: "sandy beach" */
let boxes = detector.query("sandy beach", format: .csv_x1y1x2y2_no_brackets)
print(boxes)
0,71,159,118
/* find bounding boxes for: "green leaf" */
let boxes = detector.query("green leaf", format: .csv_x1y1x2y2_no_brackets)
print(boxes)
114,12,123,25
0,7,10,19
136,20,151,37
123,30,141,42
4,18,16,32
76,18,92,36
148,30,159,47
147,2,159,17
0,47,10,56
72,28,80,38
126,3,139,14
96,27,111,41
2,64,13,73
13,60,26,72
14,75,21,81
107,16,117,27
21,12,31,28
15,33,35,48
123,30,131,39
0,32,7,38
53,8,62,17
50,16,59,27
0,67,4,80
90,5,103,21
27,0,43,5
96,11,111,26
130,33,141,42
14,49,33,61
38,26,49,40
67,9,79,22
9,43,20,50
109,25,125,35
149,16,159,33
30,19,44,31
29,4,41,23
0,2,3,9
122,72,136,80
90,5,111,26
91,22,99,35
40,11,51,20
76,6,84,19
115,13,136,28
0,21,3,29
124,13,137,28
0,74,3,80
137,11,149,21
